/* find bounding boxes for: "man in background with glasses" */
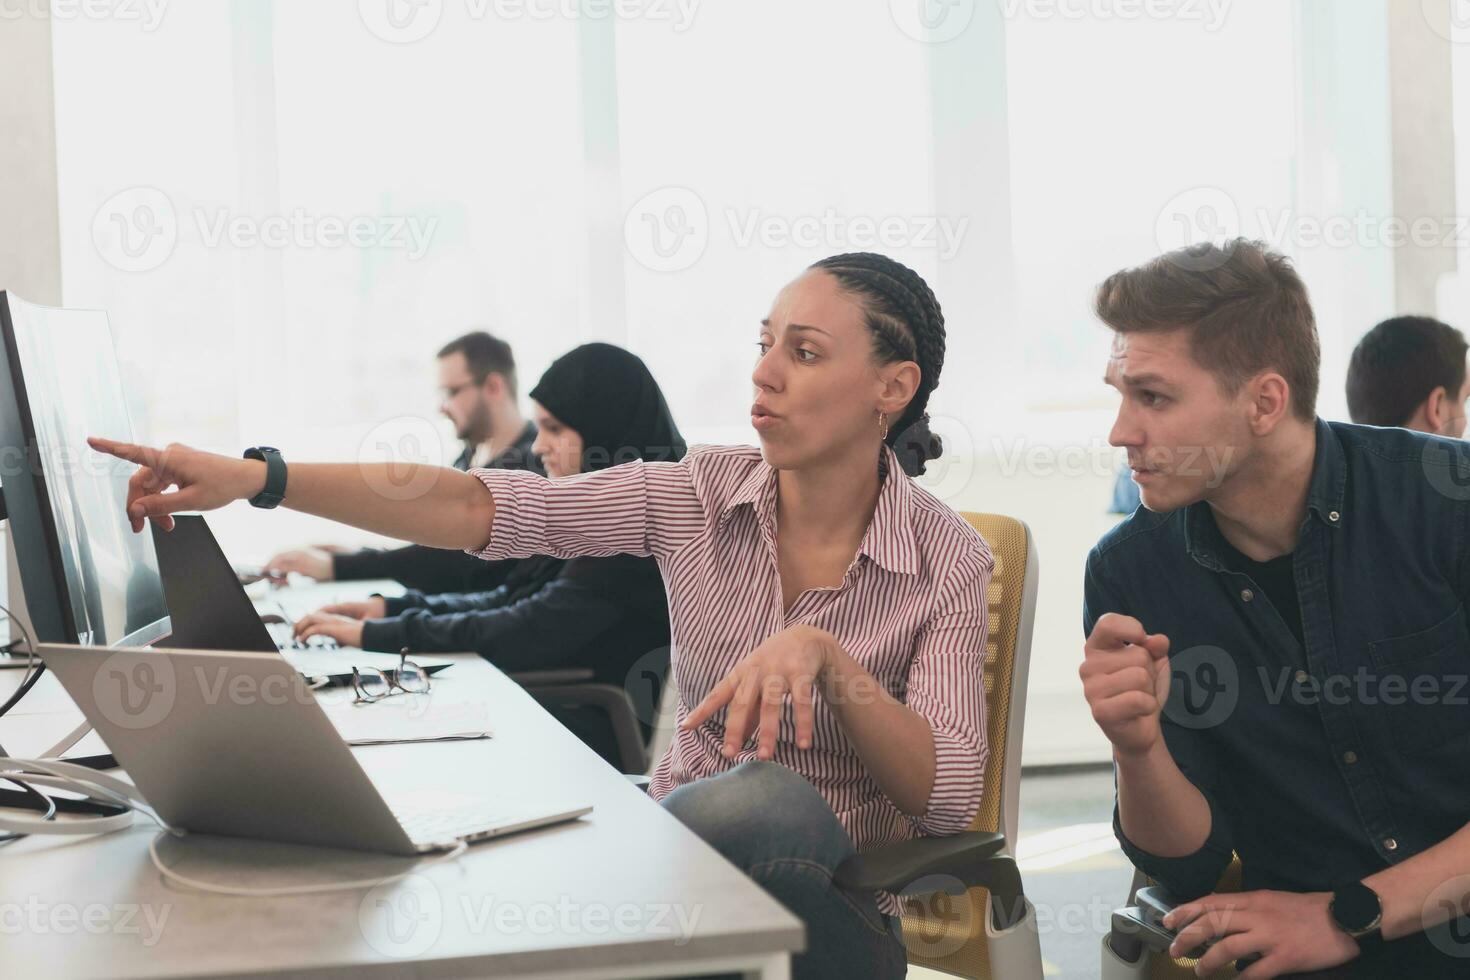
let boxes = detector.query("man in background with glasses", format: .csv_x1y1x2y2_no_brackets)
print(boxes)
265,331,541,592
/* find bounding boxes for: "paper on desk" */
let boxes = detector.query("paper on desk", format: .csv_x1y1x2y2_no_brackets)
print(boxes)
321,698,493,746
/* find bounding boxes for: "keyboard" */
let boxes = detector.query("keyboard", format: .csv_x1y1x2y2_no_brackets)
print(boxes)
265,621,341,652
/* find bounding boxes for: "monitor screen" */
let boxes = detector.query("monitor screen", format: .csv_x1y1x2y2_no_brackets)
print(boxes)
4,296,168,646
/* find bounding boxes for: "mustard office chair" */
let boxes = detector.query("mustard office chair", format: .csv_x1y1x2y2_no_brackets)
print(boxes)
834,513,1043,979
1102,856,1245,979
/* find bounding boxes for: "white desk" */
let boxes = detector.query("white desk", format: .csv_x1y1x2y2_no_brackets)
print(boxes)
0,637,803,977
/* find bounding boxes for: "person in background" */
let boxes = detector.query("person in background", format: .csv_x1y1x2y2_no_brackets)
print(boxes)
1346,315,1470,437
290,343,682,768
265,331,541,592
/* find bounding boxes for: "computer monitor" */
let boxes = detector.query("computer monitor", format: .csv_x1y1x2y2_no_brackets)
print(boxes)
0,292,170,649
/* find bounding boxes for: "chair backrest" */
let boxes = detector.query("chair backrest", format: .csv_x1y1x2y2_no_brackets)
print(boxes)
896,513,1041,980
959,513,1039,851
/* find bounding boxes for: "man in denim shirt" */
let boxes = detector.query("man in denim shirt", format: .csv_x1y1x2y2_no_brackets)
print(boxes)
1081,240,1470,977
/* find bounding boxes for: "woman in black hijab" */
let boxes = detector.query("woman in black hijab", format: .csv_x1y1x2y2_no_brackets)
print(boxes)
292,343,685,767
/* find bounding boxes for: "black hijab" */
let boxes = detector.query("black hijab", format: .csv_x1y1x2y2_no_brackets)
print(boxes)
529,342,687,472
499,343,685,602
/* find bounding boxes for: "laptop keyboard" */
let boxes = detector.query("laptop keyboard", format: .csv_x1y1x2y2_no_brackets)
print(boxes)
265,621,341,652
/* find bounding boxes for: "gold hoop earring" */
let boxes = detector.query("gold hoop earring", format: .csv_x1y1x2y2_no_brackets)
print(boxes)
877,411,889,441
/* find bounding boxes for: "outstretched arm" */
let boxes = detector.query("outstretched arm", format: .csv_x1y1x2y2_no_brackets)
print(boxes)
88,438,497,551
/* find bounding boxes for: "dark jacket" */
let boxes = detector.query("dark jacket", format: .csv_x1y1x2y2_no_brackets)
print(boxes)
358,343,685,733
331,420,540,592
1085,419,1470,972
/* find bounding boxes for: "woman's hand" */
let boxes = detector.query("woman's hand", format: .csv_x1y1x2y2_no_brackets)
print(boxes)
318,598,388,620
266,547,336,581
292,611,366,647
88,437,266,533
680,625,834,760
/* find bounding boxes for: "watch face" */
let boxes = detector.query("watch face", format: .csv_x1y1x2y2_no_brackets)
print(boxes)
1333,884,1381,932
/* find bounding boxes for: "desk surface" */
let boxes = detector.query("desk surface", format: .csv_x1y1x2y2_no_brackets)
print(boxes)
0,643,803,979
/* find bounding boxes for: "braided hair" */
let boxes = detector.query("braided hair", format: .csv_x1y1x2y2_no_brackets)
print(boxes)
809,252,946,477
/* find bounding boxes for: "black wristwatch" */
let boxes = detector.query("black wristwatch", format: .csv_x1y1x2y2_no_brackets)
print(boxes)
242,446,287,509
1329,881,1384,951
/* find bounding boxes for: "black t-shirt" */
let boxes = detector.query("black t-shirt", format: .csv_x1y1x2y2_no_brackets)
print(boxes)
1205,509,1305,649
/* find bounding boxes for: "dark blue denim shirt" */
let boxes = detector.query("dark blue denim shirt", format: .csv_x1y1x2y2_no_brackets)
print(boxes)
1084,418,1470,900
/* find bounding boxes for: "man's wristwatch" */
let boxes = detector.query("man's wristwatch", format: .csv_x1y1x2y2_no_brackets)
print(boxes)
242,447,287,509
1329,881,1384,951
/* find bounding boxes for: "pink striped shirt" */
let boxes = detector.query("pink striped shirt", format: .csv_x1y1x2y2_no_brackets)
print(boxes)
466,443,991,915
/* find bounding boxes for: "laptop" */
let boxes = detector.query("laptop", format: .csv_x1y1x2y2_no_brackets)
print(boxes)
38,643,592,853
151,515,455,685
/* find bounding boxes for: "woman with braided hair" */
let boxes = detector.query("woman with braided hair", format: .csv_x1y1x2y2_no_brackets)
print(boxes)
92,251,991,980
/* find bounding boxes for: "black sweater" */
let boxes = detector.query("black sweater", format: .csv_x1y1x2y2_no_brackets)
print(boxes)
358,554,670,684
330,422,540,592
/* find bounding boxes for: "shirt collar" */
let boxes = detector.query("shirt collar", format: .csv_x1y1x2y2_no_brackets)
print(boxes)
718,444,921,576
1183,416,1344,567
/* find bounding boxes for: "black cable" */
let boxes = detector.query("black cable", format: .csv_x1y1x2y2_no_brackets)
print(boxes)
0,599,41,720
0,662,44,720
0,774,55,844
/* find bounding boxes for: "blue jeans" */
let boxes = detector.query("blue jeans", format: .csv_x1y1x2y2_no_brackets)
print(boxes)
660,760,908,980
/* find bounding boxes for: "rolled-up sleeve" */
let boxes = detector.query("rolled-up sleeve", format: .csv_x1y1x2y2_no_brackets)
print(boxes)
905,548,992,836
464,455,707,563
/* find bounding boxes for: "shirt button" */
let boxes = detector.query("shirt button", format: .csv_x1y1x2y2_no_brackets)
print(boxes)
1343,751,1358,764
1329,511,1341,523
1295,669,1309,684
1384,838,1398,851
1240,588,1255,602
